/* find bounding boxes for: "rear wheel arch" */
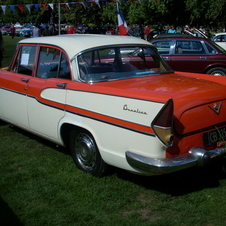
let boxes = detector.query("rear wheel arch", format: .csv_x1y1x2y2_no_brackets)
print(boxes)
60,123,107,177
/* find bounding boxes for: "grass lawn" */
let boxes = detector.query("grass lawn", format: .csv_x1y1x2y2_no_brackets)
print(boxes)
1,35,226,226
1,35,24,67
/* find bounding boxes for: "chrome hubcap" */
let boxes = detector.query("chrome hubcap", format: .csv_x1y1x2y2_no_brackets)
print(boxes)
75,133,97,170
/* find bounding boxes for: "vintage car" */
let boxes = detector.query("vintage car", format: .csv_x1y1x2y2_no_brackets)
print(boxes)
1,34,226,177
150,36,226,76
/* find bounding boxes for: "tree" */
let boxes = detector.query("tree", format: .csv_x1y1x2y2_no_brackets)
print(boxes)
185,0,226,28
0,0,226,31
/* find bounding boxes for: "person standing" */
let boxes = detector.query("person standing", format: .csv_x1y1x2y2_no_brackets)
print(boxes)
144,26,150,41
66,25,76,34
10,24,15,39
32,24,41,37
168,25,177,33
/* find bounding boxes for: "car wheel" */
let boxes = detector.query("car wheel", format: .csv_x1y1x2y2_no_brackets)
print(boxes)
207,67,226,76
70,130,107,177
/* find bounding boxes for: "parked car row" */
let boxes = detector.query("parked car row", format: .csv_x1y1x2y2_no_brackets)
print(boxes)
1,34,226,178
0,25,32,37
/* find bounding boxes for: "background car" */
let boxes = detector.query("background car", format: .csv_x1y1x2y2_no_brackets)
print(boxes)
150,36,226,75
212,32,226,50
0,25,11,35
20,25,33,37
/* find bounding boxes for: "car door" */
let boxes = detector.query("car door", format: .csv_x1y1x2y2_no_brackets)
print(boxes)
9,44,71,142
0,45,36,128
169,39,211,73
26,45,71,141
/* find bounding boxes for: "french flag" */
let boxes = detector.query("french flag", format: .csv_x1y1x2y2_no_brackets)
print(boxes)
117,4,128,36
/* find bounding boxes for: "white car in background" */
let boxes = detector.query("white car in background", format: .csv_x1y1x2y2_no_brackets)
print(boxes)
213,33,226,50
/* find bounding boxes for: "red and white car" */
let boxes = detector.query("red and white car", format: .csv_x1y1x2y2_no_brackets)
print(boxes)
1,34,226,177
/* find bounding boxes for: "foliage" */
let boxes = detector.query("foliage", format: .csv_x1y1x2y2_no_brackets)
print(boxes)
0,0,226,29
185,0,226,28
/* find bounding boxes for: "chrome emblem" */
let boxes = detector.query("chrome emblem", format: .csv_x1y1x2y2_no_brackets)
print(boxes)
208,102,222,115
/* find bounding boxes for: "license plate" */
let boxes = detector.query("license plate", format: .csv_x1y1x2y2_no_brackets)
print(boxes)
203,126,226,146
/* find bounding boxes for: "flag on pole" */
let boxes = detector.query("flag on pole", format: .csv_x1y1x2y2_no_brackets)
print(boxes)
117,4,128,36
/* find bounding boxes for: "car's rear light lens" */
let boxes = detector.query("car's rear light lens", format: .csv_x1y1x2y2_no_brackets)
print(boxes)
151,98,174,147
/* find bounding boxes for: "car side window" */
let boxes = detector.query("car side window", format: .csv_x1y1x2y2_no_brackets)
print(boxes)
36,46,71,80
13,45,36,76
152,41,171,54
214,35,226,42
175,40,205,54
205,43,217,54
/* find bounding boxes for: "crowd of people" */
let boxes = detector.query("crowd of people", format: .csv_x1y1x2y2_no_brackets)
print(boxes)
0,21,218,68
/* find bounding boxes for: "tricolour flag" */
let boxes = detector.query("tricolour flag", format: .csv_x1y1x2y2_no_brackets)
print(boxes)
117,4,128,36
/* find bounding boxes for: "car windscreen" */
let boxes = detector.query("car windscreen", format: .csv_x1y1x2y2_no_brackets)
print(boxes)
77,45,173,83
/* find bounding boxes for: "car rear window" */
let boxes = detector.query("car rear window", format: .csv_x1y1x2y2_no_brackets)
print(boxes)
77,45,173,83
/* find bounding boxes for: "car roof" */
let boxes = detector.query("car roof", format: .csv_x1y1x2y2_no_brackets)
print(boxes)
214,32,226,36
151,36,207,41
153,33,192,38
19,34,152,59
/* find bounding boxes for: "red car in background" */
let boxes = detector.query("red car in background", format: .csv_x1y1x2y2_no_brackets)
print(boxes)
0,25,11,35
150,36,226,76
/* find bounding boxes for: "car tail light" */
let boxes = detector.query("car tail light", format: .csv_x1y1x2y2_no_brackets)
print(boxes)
151,99,174,147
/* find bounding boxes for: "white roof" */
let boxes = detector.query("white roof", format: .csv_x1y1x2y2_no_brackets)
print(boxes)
19,34,152,59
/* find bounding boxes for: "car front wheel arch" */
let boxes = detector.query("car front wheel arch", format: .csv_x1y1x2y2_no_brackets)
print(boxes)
69,129,107,177
206,67,226,76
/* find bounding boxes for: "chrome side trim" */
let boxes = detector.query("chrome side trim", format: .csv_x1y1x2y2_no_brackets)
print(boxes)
126,146,226,175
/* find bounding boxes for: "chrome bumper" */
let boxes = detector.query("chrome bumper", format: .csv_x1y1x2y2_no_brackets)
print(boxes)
126,146,226,175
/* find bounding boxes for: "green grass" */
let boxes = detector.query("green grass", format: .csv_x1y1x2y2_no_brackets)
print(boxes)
1,35,226,225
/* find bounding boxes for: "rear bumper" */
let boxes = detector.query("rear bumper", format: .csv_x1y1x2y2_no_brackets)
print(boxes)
126,146,226,175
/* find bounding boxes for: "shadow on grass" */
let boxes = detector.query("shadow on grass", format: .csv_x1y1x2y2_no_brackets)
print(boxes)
0,196,24,226
9,124,70,156
113,163,225,195
5,124,226,195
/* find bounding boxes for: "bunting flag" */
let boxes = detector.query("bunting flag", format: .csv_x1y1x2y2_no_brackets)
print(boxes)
94,0,101,8
48,3,54,10
0,1,142,14
1,5,7,14
117,3,128,35
34,4,40,11
18,5,24,13
81,2,86,8
41,4,48,10
65,3,70,9
9,5,16,13
25,4,32,13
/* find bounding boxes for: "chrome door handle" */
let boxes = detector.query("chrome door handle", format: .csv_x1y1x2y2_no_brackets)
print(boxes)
21,78,30,83
200,57,207,60
56,83,67,88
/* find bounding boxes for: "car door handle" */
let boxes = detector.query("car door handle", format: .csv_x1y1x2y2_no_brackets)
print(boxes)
200,57,207,60
21,78,30,83
162,57,169,60
56,83,67,88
